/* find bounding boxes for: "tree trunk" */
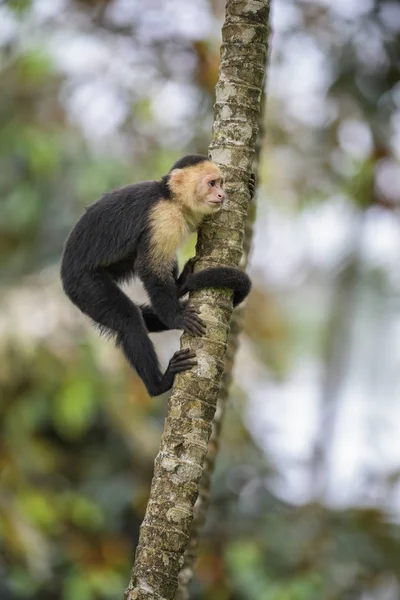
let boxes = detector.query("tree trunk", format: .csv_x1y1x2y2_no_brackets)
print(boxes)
124,2,270,599
174,214,254,600
175,92,268,600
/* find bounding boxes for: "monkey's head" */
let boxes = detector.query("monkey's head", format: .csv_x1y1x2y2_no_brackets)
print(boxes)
168,154,226,216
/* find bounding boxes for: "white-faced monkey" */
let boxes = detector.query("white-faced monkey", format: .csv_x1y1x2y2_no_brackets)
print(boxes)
61,154,252,396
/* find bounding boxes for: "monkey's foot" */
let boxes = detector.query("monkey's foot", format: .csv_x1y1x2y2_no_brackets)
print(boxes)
156,349,197,395
168,348,197,373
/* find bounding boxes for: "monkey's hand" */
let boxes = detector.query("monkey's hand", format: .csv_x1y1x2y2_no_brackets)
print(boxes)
177,257,199,296
174,304,206,336
249,172,256,200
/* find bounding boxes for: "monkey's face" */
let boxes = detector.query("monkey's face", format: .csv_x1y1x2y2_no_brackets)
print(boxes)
193,163,225,215
200,172,225,212
169,160,226,216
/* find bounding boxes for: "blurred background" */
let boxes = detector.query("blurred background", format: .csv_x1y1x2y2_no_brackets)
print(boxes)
1,0,400,598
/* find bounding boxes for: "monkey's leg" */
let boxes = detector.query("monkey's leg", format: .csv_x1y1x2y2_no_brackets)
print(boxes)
106,251,203,336
103,265,171,334
68,270,197,395
117,332,197,396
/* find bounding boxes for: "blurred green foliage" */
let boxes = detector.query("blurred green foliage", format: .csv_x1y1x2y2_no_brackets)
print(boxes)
1,1,400,599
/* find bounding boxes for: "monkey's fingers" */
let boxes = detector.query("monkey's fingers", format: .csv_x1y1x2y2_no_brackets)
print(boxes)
170,360,198,374
172,348,196,360
186,256,199,273
183,312,206,336
249,172,256,199
169,349,197,373
180,348,195,354
187,318,207,336
185,304,201,315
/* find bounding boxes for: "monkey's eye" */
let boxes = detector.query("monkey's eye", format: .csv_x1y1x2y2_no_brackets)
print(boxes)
209,180,216,187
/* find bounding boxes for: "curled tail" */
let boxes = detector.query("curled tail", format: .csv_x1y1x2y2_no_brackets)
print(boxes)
179,267,251,307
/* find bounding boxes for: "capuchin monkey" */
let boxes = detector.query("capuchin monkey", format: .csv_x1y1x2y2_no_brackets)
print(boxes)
61,154,252,396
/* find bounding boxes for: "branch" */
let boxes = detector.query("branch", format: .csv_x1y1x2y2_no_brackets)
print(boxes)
124,2,270,599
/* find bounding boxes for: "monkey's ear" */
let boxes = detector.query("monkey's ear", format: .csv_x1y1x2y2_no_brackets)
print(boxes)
169,168,184,185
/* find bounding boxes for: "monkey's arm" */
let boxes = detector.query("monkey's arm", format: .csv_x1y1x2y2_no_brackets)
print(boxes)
177,256,251,307
138,262,191,332
176,257,197,289
136,247,206,337
179,266,251,307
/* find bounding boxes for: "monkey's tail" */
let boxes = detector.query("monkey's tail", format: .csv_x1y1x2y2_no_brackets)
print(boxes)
181,267,251,307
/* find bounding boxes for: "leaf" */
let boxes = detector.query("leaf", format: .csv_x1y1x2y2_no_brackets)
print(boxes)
7,0,32,14
17,492,59,530
63,572,93,600
69,496,104,530
53,378,97,439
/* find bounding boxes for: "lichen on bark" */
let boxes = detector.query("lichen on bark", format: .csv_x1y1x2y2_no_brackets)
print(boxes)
124,2,270,599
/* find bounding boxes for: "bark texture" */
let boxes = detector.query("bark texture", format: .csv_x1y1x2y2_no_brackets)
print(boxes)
174,224,253,600
125,2,270,599
175,91,267,600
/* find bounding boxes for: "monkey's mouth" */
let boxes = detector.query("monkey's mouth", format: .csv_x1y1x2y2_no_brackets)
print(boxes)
208,199,224,208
